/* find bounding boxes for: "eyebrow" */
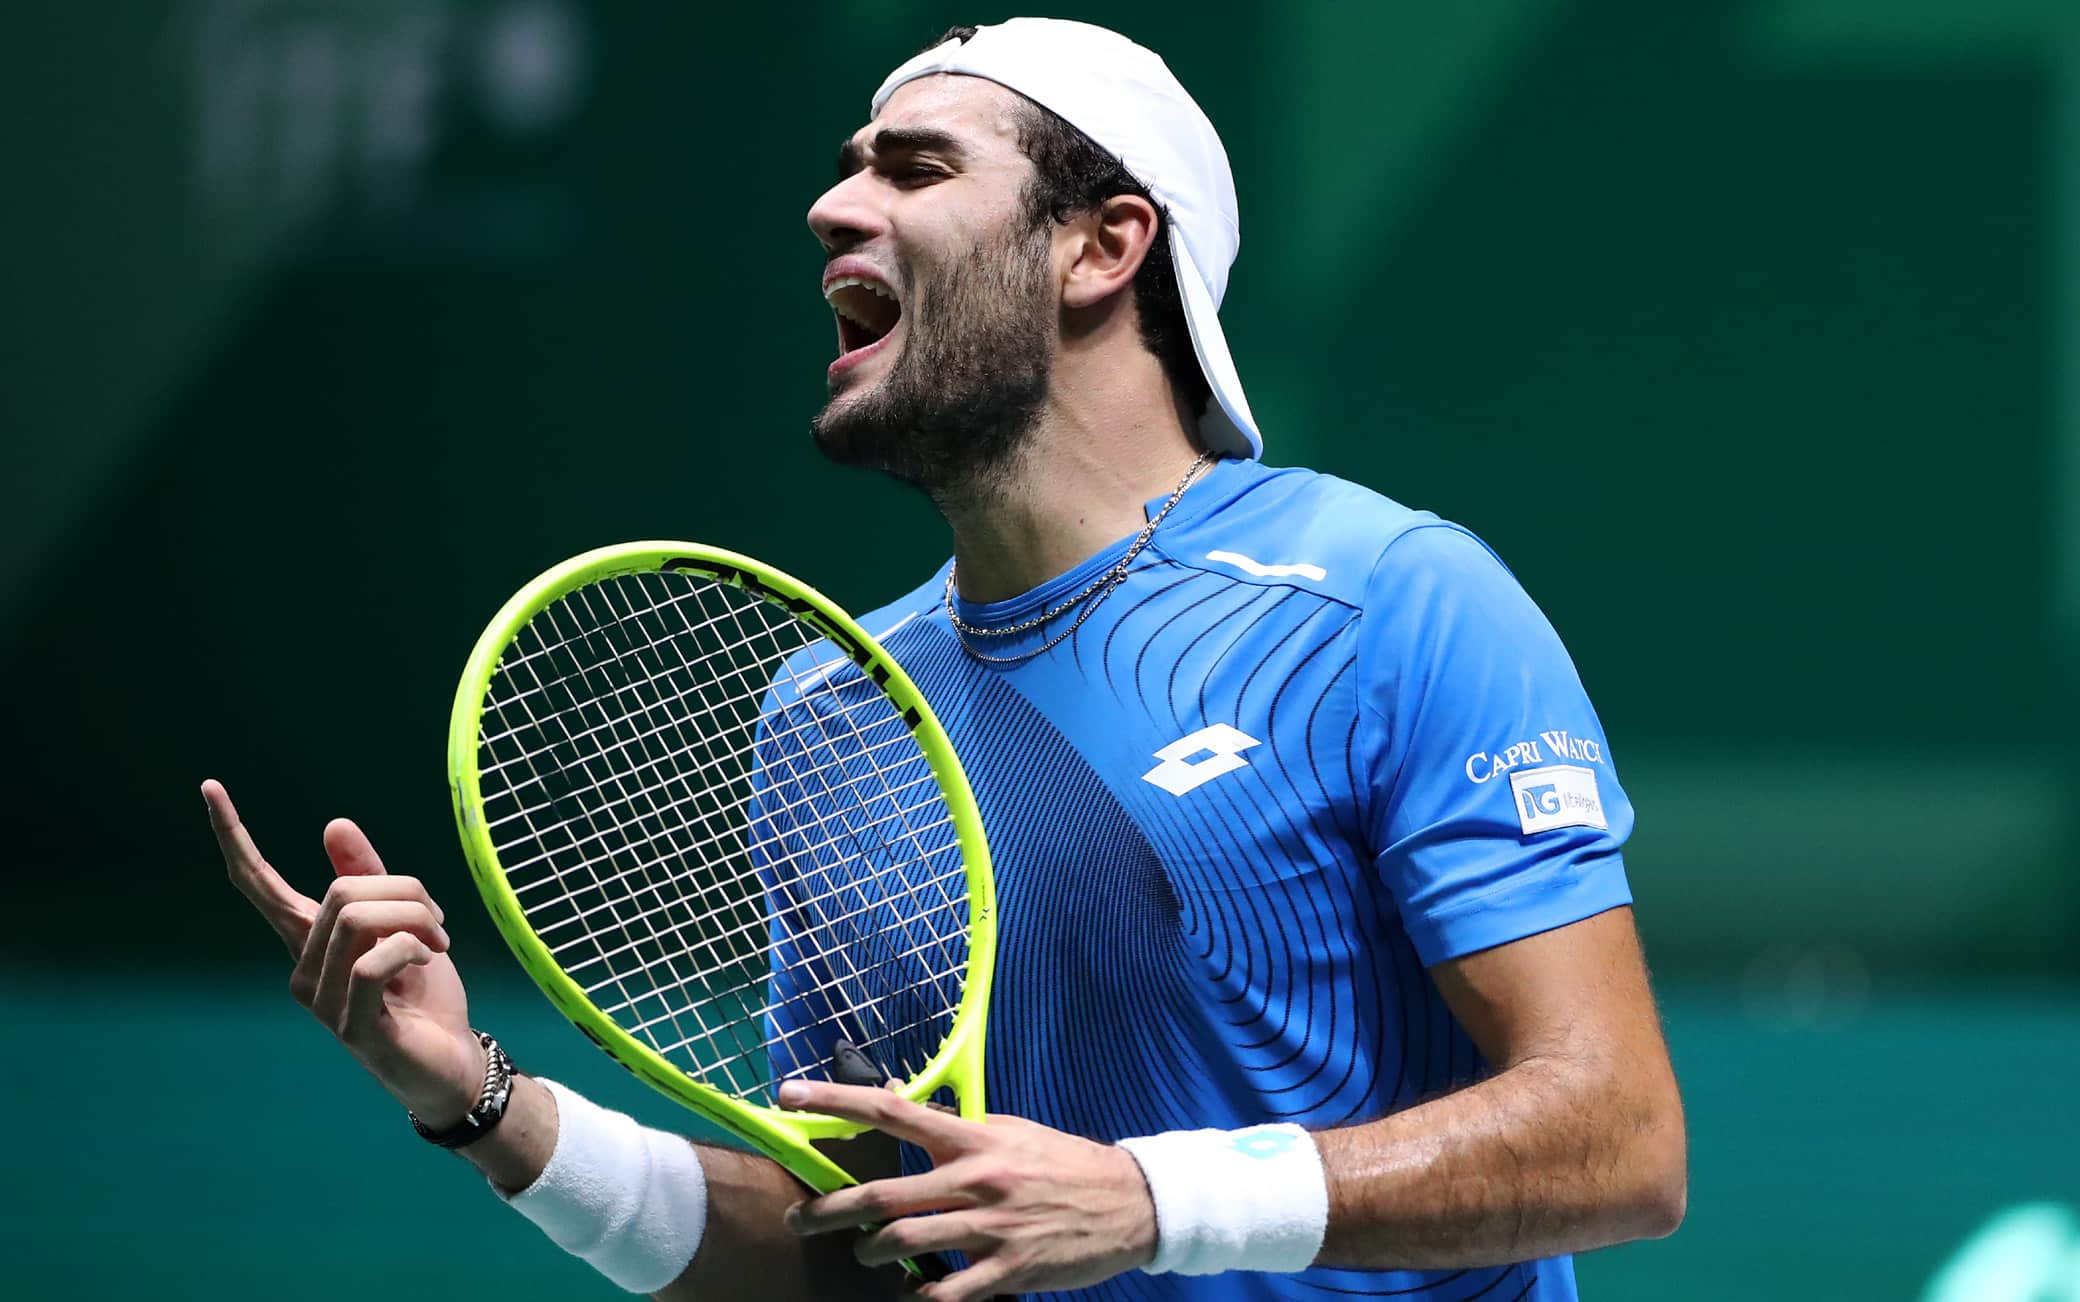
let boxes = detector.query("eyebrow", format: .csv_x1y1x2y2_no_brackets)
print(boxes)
836,126,968,180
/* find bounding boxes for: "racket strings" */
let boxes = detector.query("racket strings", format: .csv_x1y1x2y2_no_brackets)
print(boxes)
498,592,734,1077
483,583,935,871
476,569,970,1105
563,842,964,987
479,584,761,740
492,583,901,1096
670,579,942,1071
478,597,841,788
496,576,862,1090
524,778,951,944
496,704,941,898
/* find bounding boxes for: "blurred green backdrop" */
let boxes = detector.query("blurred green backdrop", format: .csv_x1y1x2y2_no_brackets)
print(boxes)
3,2,2075,1299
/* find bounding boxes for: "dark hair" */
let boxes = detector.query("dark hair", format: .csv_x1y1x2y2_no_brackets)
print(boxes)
919,26,1211,421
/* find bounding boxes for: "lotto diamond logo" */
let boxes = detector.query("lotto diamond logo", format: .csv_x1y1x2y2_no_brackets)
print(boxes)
1140,724,1262,796
1229,1128,1298,1160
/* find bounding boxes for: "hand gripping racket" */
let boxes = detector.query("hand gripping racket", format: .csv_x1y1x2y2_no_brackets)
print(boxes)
447,542,995,1270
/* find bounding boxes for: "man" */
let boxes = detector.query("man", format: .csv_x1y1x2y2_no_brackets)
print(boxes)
208,18,1684,1302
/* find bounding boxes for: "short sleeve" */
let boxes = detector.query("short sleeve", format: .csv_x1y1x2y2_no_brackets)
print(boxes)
1356,524,1634,966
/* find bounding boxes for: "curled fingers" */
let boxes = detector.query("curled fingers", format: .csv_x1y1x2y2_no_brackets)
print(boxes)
339,931,437,1041
303,898,450,1029
290,877,444,1006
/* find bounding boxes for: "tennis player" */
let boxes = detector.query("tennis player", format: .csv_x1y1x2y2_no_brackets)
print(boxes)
209,17,1684,1302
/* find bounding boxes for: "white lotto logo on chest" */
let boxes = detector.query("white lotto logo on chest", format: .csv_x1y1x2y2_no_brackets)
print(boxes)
1141,723,1262,796
1508,764,1607,834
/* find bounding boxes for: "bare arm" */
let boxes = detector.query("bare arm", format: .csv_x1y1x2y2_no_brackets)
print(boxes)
203,780,901,1302
1315,906,1687,1267
652,1130,905,1301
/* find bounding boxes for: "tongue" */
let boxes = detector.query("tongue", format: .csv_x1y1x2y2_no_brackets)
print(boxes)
839,314,884,356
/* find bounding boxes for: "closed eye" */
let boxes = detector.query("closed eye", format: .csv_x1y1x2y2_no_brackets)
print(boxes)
837,126,968,184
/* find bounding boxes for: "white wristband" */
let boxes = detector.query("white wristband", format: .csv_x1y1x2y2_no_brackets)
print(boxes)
1117,1124,1329,1276
497,1079,708,1293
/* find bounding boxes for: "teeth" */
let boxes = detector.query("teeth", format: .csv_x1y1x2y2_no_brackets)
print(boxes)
825,274,899,332
823,274,898,303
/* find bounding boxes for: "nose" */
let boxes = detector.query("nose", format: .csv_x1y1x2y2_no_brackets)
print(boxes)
807,171,886,254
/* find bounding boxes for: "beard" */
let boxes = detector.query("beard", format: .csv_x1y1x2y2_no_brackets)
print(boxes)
811,217,1056,496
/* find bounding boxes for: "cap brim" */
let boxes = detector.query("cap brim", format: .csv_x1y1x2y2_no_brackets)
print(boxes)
1170,226,1262,459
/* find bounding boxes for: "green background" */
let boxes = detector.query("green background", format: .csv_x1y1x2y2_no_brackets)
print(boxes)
3,2,2074,1298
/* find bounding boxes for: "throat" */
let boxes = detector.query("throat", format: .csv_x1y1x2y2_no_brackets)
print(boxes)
945,449,1215,606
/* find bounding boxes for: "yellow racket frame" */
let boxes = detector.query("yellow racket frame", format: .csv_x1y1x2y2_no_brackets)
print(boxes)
447,541,996,1195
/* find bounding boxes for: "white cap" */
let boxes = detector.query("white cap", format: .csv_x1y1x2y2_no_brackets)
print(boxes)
871,18,1263,459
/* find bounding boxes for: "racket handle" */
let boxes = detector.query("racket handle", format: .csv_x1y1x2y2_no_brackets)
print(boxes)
831,1040,941,1281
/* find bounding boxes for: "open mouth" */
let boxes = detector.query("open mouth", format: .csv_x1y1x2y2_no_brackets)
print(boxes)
826,274,902,365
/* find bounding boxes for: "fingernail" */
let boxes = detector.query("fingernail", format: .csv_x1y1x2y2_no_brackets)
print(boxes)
777,1081,807,1107
435,927,451,949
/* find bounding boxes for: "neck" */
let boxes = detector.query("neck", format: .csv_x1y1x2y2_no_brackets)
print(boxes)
939,357,1206,604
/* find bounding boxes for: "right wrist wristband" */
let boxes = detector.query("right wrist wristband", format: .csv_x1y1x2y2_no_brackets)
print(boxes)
498,1078,710,1294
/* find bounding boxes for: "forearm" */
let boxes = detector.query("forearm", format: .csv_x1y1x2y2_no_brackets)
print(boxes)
466,1076,898,1302
656,1143,900,1302
1314,1054,1686,1269
461,1074,561,1193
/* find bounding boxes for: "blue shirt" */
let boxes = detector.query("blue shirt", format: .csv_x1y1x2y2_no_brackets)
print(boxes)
758,457,1634,1301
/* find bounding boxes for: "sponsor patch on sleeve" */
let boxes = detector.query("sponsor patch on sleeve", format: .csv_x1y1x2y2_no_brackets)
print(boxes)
1507,764,1607,835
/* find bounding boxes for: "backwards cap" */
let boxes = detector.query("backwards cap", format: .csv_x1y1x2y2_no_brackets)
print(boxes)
872,18,1262,459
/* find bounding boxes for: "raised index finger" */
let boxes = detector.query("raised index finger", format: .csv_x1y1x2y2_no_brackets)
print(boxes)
777,1080,976,1151
202,779,318,953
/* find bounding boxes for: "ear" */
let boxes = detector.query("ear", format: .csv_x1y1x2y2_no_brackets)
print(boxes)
1060,194,1161,310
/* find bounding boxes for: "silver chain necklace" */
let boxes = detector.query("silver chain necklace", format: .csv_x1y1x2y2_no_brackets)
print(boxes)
945,450,1215,664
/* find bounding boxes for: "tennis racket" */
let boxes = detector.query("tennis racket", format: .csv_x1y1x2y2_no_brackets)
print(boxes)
447,541,995,1271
